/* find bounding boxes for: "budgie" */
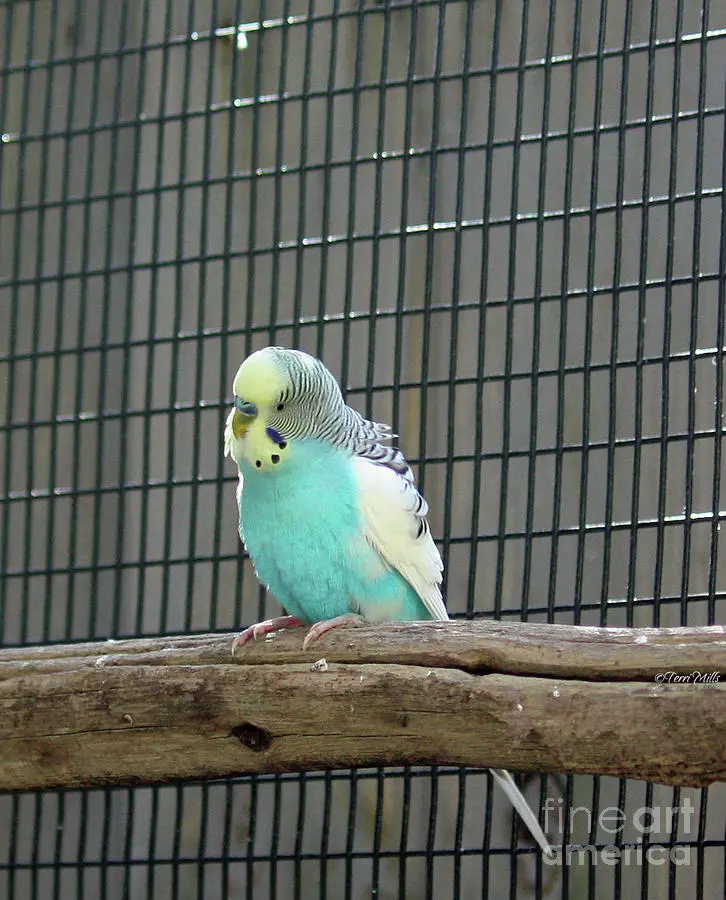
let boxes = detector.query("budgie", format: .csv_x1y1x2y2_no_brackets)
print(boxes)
224,346,552,857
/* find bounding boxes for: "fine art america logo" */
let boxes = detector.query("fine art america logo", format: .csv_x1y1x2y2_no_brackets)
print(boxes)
541,798,695,867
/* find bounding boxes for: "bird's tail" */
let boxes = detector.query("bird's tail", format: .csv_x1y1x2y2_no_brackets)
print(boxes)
489,768,554,858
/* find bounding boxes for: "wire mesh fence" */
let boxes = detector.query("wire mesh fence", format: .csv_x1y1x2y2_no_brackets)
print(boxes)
0,0,725,897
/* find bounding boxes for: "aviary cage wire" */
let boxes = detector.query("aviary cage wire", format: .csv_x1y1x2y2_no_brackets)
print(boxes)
0,0,725,897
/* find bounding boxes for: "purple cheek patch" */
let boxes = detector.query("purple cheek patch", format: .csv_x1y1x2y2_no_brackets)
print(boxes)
266,426,285,446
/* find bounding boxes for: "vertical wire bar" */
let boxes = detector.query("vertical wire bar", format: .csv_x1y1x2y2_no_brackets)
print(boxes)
244,0,266,361
167,5,199,895
667,784,682,900
220,784,235,900
109,0,138,639
144,1,176,894
521,0,556,621
681,0,709,627
66,0,104,645
314,0,341,359
393,9,419,891
696,788,708,899
249,4,270,626
587,774,599,900
509,0,535,876
481,770,495,896
186,3,221,642
602,0,633,625
422,7,448,883
212,0,244,631
30,793,41,900
22,0,59,648
452,770,466,900
475,2,504,889
88,0,114,643
291,3,314,352
626,0,658,632
77,790,90,900
121,789,135,900
613,776,629,900
548,0,581,627
417,0,445,502
425,766,440,900
314,21,341,891
0,0,18,656
440,0,473,598
370,770,386,897
146,787,161,898
268,777,282,898
575,0,608,627
144,0,175,636
368,11,393,893
270,1,291,349
392,0,418,439
338,3,365,396
294,772,308,900
653,0,683,628
397,763,413,898
217,7,246,894
241,6,274,888
52,791,66,900
364,2,392,422
99,789,112,900
343,769,359,899
170,787,185,899
495,0,528,627
447,8,474,895
272,9,297,895
74,10,108,897
710,41,726,624
164,0,196,632
468,0,502,621
44,0,83,646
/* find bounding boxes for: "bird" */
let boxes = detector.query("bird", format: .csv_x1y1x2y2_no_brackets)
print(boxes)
224,345,552,857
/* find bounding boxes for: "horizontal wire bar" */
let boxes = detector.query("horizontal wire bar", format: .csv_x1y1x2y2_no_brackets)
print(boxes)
0,7,723,81
1,344,723,433
0,205,723,294
0,839,710,870
2,510,725,580
2,102,725,223
3,592,723,652
2,93,724,170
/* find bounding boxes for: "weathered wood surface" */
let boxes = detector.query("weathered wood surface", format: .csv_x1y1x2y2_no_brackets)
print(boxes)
0,621,724,791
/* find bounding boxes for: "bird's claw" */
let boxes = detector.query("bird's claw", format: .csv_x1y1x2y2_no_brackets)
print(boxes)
231,616,304,656
301,614,363,650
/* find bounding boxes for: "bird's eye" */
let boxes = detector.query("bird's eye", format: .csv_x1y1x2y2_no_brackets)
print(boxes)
276,403,285,412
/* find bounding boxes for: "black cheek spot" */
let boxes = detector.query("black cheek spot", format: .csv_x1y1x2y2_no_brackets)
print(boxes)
279,441,287,450
271,454,280,465
255,460,262,468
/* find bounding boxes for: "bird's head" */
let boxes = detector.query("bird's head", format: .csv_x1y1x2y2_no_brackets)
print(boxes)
223,346,345,470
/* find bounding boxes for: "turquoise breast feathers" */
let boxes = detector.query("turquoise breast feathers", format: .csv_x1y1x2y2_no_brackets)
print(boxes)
236,439,431,623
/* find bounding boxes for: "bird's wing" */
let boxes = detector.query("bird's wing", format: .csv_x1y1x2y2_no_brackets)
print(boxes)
352,455,447,621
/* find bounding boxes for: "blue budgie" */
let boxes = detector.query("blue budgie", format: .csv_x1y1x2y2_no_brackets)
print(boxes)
224,346,551,856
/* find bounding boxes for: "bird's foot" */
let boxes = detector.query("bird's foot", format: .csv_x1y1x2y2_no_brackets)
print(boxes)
231,615,304,656
302,613,364,650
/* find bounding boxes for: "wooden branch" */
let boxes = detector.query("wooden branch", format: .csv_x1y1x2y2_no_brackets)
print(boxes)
0,621,724,791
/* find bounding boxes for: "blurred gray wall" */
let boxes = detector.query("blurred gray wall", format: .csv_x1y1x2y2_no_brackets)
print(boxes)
0,0,724,897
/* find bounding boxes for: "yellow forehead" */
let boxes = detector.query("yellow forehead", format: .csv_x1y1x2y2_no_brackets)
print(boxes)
232,349,287,406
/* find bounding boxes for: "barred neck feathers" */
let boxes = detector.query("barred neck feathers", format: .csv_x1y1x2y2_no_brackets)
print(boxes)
275,351,412,481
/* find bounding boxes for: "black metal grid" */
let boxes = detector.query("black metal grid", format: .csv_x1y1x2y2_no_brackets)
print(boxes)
0,0,725,897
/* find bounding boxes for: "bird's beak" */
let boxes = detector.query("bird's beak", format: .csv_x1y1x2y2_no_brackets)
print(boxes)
231,398,258,439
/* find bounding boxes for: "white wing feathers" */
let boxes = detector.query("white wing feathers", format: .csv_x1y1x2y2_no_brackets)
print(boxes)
352,456,448,621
